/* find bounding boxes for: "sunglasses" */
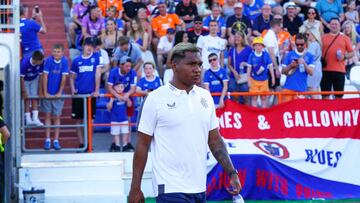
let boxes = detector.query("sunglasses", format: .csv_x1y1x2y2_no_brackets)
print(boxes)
308,12,315,15
194,21,202,24
296,43,305,47
208,58,217,62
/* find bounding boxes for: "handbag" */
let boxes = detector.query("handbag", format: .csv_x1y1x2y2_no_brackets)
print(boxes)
321,34,339,68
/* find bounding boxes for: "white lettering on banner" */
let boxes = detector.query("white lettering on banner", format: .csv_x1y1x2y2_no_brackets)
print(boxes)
218,112,242,129
258,115,270,130
283,110,359,128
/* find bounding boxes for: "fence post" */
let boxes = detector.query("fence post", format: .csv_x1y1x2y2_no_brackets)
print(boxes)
87,97,93,153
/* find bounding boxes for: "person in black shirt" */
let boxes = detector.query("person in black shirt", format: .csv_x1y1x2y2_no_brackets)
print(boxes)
187,16,209,43
123,0,146,22
175,0,198,29
252,4,273,36
226,2,252,45
283,2,303,36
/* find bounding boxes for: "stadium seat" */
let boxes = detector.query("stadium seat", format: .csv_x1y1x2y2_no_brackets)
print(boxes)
163,69,173,85
96,88,109,109
343,84,360,98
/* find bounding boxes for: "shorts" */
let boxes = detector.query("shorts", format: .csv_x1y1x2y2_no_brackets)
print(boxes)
41,98,64,116
281,89,297,103
24,76,39,97
320,71,345,98
156,192,206,203
249,78,269,93
71,96,96,119
110,121,129,135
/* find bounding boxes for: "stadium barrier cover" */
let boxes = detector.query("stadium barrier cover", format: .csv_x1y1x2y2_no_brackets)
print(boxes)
206,98,360,200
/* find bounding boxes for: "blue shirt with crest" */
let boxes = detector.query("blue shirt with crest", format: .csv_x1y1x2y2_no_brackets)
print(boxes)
137,76,162,92
247,51,272,81
43,56,69,95
107,68,136,93
110,99,128,122
20,56,44,81
203,67,228,105
20,18,43,55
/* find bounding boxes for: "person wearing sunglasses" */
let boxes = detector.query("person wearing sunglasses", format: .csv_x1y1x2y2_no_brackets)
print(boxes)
203,53,229,108
187,16,209,44
299,7,324,35
281,33,314,102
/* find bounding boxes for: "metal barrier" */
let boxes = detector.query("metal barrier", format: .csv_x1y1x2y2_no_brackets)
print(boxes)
22,95,89,152
86,90,360,153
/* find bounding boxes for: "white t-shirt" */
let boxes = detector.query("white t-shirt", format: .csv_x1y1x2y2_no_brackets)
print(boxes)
100,49,110,66
196,35,227,70
263,29,279,58
157,36,174,54
138,83,219,196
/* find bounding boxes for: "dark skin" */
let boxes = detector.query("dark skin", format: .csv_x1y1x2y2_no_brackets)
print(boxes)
128,51,241,203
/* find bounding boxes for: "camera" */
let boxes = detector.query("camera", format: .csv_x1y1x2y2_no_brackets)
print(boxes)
34,5,39,13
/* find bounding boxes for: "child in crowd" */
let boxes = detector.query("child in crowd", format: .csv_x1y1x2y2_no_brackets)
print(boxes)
20,50,45,126
345,0,359,24
203,53,229,109
247,37,274,108
42,44,69,150
107,82,132,152
136,62,162,96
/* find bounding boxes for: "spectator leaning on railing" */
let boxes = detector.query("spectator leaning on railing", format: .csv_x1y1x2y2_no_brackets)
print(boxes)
70,37,103,148
41,44,69,150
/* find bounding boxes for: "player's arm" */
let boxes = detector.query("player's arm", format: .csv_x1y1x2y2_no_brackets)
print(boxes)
208,128,241,194
56,74,67,97
129,131,152,203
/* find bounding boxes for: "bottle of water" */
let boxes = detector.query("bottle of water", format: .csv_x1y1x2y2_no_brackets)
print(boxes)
299,63,305,72
336,49,342,61
232,194,245,203
24,169,32,191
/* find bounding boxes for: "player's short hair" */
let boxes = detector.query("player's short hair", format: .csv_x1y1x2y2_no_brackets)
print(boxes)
52,44,64,51
118,36,130,46
170,42,199,63
143,62,155,69
32,50,44,61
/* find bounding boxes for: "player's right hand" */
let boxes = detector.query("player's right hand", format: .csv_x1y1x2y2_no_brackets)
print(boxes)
128,188,145,203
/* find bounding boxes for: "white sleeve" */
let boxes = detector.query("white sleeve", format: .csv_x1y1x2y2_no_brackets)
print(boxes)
264,33,276,48
101,49,110,65
137,95,157,136
209,95,219,131
196,35,204,49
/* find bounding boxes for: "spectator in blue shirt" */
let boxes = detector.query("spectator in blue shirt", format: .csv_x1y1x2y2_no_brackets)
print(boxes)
281,33,314,102
136,62,163,96
107,55,137,151
107,82,132,152
41,44,69,150
20,50,45,126
20,4,47,58
203,53,229,108
243,0,264,22
70,37,103,148
252,4,273,37
316,0,344,32
203,4,226,38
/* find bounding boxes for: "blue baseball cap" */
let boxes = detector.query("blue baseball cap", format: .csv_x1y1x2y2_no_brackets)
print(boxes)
120,56,132,64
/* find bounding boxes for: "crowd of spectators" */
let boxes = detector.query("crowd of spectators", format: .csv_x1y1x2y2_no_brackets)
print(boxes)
20,0,360,151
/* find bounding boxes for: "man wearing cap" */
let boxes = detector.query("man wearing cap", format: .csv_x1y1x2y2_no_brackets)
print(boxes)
175,0,198,29
151,1,185,52
281,33,314,102
283,2,303,36
157,28,176,77
107,55,137,151
252,4,273,37
70,37,103,148
226,2,252,45
187,16,209,44
112,36,143,78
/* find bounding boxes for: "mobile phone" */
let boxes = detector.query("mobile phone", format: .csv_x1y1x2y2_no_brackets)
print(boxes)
35,5,39,13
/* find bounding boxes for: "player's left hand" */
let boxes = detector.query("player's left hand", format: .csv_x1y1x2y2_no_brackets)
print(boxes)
226,173,242,195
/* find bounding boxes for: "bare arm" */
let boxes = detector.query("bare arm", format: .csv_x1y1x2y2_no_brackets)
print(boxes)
136,87,149,96
93,67,101,96
106,98,114,111
56,74,67,97
42,73,50,97
208,128,241,194
129,131,153,203
70,73,77,95
38,74,44,97
134,58,144,72
0,125,10,144
21,77,27,99
267,47,280,77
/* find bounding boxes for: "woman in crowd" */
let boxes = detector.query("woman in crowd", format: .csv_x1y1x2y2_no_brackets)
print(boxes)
305,28,322,99
342,20,359,78
137,8,152,45
174,31,189,46
299,7,324,35
227,31,252,104
102,19,122,59
127,17,149,52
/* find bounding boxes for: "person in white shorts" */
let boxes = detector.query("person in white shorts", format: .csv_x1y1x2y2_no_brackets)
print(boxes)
107,82,132,152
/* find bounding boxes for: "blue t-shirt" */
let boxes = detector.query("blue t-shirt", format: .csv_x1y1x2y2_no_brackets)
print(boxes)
110,99,128,122
107,68,136,93
136,76,162,91
71,52,102,94
252,15,273,34
203,15,226,36
203,67,228,105
20,18,42,55
20,56,44,81
228,46,252,79
316,0,343,22
43,56,69,95
247,51,272,81
282,51,315,92
243,0,264,22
